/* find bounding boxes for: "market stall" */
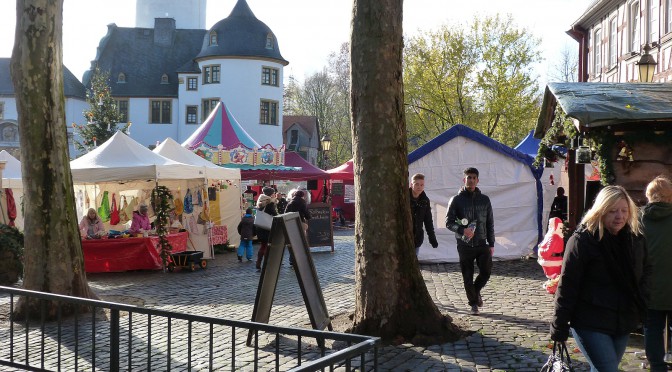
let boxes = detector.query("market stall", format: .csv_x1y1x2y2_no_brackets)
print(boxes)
82,231,188,273
70,132,220,265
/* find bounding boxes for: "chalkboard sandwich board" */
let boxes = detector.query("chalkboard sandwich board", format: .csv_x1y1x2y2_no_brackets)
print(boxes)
306,202,334,252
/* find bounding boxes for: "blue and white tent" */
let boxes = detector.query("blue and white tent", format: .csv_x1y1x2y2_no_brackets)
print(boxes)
514,130,541,157
408,125,543,263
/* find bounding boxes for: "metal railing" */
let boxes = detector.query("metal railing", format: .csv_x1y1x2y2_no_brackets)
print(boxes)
0,286,378,371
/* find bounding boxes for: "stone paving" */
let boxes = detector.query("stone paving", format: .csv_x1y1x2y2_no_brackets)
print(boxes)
2,228,650,371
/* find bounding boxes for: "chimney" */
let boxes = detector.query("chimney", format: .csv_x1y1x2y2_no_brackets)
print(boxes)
154,18,176,46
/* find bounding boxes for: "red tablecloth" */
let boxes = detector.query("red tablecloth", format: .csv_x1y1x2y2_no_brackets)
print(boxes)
82,232,188,273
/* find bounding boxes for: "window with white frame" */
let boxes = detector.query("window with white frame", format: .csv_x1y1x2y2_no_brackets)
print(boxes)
150,100,171,124
202,98,219,119
594,28,602,76
631,1,641,51
259,100,278,125
186,105,198,124
261,67,279,86
649,0,659,43
115,99,129,123
203,65,220,84
667,0,672,34
609,18,618,66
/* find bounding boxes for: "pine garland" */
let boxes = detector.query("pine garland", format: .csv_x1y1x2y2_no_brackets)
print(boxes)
534,105,577,167
151,186,174,270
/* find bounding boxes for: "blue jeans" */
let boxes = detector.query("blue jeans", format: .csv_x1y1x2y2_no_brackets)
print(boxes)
238,239,253,260
571,328,629,372
645,309,672,371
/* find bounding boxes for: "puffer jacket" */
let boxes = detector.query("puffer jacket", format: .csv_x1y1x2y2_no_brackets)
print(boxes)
445,187,495,247
551,225,650,340
642,202,672,310
410,189,438,248
237,214,256,240
256,194,278,242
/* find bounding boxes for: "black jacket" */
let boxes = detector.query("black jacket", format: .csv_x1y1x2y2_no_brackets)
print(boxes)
237,214,256,240
551,226,651,340
410,189,438,248
256,195,278,242
445,187,495,247
285,196,311,223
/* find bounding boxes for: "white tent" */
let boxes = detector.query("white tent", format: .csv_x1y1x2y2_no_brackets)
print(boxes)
70,132,227,259
409,125,543,263
154,137,242,248
71,132,205,184
0,150,24,230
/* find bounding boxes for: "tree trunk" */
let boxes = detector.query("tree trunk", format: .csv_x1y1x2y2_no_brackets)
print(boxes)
11,0,97,319
350,0,461,343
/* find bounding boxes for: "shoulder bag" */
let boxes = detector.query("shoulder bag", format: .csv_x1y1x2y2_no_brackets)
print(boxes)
254,208,273,231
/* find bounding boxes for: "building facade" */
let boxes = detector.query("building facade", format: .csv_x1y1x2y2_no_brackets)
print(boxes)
569,0,672,82
83,0,288,149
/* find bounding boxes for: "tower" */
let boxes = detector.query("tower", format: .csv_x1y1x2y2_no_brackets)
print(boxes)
135,0,207,29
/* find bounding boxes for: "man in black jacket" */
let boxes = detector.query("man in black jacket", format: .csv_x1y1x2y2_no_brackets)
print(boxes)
410,173,439,256
446,167,495,315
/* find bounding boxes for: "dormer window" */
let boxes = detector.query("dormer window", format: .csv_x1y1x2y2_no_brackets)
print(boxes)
265,33,274,49
209,31,218,46
161,73,169,84
117,72,126,83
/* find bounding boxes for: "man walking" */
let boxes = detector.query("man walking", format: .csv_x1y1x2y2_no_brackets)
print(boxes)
446,168,495,315
410,173,438,256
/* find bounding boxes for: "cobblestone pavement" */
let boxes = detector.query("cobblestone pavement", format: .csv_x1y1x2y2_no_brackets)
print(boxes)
3,229,648,371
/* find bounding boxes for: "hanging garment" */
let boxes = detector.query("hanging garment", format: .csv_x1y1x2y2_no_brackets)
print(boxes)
98,191,111,222
124,196,137,221
5,189,16,227
183,189,194,214
109,193,120,225
187,214,198,234
174,189,184,216
196,187,203,207
118,196,130,224
85,192,91,209
208,186,217,201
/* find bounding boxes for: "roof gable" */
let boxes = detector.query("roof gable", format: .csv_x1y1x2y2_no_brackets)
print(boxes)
0,58,85,99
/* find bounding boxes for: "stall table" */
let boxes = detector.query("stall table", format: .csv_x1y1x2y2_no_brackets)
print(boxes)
82,232,188,273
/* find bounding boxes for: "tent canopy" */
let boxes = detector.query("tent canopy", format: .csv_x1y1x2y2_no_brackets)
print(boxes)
326,159,354,181
182,101,260,149
408,124,543,263
153,137,240,180
514,130,541,158
71,132,205,184
0,150,22,188
241,152,329,181
536,82,672,137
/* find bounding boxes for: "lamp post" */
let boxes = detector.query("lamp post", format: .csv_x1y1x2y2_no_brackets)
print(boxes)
320,134,331,202
636,44,658,83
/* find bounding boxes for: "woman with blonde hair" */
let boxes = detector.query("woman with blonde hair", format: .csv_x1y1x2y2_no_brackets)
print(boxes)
79,208,106,239
642,175,672,371
550,185,651,372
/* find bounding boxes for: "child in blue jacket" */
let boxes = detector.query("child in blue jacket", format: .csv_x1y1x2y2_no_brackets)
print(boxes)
237,208,256,262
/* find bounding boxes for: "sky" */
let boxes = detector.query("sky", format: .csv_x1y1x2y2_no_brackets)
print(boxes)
0,0,591,88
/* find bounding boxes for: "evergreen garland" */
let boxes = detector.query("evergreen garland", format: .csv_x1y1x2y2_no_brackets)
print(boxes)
0,224,24,281
151,185,174,270
72,67,130,153
534,105,578,167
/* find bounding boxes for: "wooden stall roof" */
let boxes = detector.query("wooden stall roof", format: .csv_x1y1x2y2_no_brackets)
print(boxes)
535,82,672,138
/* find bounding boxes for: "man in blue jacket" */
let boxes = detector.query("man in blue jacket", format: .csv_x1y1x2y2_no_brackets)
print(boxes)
446,167,495,315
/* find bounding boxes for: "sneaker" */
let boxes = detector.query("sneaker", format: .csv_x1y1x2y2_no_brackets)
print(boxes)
237,255,242,262
470,305,479,315
477,294,483,307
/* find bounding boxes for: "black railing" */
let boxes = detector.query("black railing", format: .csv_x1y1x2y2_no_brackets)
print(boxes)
0,286,378,371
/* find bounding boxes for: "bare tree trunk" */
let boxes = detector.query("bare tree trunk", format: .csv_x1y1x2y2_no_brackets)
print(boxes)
11,0,97,318
350,0,461,343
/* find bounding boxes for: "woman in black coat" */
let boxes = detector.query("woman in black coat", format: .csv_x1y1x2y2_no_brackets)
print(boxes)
255,187,278,270
550,185,650,372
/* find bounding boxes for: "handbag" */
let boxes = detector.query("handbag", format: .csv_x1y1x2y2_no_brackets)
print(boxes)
109,193,120,225
540,341,574,372
254,209,273,230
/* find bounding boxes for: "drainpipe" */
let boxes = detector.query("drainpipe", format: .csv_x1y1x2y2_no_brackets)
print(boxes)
567,26,588,82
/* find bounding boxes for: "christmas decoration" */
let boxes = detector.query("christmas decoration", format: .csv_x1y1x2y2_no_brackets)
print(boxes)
72,67,130,153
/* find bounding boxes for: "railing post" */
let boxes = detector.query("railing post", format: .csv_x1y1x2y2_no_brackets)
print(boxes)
110,309,120,371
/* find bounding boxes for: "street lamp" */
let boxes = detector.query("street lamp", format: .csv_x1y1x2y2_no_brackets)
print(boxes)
636,44,657,83
320,135,331,202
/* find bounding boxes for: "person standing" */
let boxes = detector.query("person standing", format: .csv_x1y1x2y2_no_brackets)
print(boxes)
284,190,311,267
551,185,650,372
549,186,568,221
410,173,438,256
236,208,256,262
446,167,495,315
255,187,279,271
642,176,672,371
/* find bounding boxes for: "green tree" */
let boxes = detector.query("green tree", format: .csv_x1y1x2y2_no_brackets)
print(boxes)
11,0,98,318
404,14,542,149
73,66,129,153
350,0,462,343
